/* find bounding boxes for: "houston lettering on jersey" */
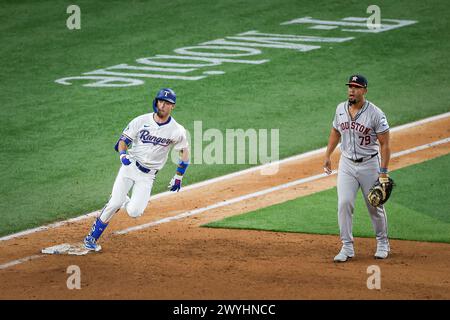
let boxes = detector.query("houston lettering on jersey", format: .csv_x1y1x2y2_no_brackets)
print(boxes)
139,130,173,146
340,121,371,135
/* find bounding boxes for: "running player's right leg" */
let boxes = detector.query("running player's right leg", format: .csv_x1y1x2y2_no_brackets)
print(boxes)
99,166,134,223
84,165,134,249
337,156,360,253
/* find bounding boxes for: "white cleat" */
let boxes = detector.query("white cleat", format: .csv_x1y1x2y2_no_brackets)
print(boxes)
334,248,355,262
374,250,388,259
374,242,390,259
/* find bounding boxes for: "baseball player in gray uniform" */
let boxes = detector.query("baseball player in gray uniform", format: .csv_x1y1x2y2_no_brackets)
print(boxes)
83,88,190,252
323,75,391,262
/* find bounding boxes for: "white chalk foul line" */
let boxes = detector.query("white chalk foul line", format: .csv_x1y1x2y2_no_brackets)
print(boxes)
1,111,449,243
114,171,336,235
0,255,45,270
1,136,449,271
0,211,102,242
392,137,450,157
115,136,450,235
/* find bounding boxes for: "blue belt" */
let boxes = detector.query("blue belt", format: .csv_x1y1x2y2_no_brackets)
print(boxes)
135,161,158,174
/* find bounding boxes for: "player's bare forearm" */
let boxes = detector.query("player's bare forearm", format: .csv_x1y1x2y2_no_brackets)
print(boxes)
323,128,341,174
168,148,190,192
379,143,391,168
325,128,341,158
118,140,128,153
377,131,391,175
180,148,190,162
177,148,190,176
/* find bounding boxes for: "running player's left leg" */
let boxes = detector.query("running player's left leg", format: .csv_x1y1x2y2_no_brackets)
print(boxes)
359,157,390,258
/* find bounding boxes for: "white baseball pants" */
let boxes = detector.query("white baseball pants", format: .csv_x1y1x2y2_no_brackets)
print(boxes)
99,161,156,223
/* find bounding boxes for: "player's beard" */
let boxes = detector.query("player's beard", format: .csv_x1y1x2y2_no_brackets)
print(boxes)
156,108,165,118
348,94,358,105
348,98,357,105
155,104,167,118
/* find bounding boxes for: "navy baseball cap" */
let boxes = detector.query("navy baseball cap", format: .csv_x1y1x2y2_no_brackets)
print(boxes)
346,74,368,88
152,88,176,113
155,88,176,104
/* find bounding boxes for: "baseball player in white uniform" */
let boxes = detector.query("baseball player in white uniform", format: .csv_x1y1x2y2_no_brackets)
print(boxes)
83,88,190,252
323,75,391,262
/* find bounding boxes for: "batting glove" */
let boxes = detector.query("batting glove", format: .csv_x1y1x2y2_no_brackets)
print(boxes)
119,150,131,166
168,174,183,192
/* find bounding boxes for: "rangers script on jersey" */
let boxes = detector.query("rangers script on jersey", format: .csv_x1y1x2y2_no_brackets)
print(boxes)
122,113,189,170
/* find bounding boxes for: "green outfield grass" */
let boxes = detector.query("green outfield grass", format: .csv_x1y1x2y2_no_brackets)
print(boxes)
205,154,450,243
1,0,449,236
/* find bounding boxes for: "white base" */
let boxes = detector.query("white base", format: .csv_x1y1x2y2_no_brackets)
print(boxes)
41,243,90,256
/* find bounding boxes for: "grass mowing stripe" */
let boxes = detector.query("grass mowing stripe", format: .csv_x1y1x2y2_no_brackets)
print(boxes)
205,154,450,243
1,0,449,236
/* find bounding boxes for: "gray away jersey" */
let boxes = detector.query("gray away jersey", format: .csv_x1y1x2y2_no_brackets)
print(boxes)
332,100,389,160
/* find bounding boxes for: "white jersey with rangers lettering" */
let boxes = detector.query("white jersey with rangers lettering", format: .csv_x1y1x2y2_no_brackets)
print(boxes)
332,100,389,160
122,113,188,170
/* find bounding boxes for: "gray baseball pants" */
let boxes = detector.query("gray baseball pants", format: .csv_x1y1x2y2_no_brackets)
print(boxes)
337,155,389,250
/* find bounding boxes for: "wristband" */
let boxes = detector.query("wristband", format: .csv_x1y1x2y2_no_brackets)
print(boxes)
379,167,389,174
176,160,189,175
119,150,127,156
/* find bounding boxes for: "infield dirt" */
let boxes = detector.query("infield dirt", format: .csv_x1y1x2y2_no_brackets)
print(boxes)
0,116,449,299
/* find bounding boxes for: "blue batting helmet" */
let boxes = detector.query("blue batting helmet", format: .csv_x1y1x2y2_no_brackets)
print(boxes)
152,88,176,113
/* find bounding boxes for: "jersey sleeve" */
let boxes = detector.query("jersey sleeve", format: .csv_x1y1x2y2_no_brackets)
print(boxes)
332,104,341,130
114,116,142,152
122,116,141,141
173,127,189,151
374,110,390,134
332,113,339,130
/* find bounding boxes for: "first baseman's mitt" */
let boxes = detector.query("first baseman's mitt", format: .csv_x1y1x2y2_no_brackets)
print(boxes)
367,176,395,207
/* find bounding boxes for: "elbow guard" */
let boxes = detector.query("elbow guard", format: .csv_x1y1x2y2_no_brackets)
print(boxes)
114,135,132,152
